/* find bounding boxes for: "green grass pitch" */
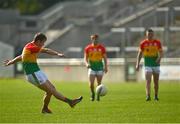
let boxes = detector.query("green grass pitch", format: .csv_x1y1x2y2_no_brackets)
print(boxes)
0,78,180,123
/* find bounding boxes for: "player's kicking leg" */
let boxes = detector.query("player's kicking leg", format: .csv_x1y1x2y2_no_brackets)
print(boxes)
38,80,83,113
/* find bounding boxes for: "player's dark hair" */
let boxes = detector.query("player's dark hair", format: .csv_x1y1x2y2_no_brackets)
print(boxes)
34,33,47,42
146,28,153,33
91,34,99,39
144,28,153,35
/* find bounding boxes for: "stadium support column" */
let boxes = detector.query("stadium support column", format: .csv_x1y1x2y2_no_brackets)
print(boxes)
111,27,127,81
124,27,129,82
112,27,131,82
170,7,175,25
165,7,169,29
164,27,170,56
120,27,127,81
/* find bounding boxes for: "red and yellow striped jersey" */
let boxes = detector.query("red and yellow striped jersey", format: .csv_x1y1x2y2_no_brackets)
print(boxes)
139,39,162,66
22,42,44,74
84,43,106,71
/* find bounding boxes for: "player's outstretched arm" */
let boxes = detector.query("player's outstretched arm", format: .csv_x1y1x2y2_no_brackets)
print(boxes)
41,48,66,57
4,55,22,66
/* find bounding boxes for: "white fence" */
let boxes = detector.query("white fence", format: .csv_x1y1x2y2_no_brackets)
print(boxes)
29,58,180,82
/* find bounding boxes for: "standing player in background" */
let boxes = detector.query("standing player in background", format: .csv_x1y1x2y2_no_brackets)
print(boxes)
4,33,83,113
84,34,108,101
136,29,163,101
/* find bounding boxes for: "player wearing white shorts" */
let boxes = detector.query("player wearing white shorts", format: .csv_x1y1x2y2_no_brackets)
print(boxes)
136,29,163,101
144,66,160,74
84,34,108,101
88,69,104,77
26,70,48,86
4,33,83,113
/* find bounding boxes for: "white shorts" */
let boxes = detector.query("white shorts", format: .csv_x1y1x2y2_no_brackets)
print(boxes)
88,68,104,76
26,70,48,86
144,66,160,74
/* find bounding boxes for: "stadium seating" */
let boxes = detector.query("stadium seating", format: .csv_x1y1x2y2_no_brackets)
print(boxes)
1,0,180,58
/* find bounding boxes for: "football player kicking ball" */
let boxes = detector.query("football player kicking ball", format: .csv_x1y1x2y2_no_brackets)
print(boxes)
4,33,83,114
136,29,163,101
84,34,108,101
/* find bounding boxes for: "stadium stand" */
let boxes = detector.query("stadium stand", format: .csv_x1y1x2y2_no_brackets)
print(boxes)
1,0,180,81
1,0,180,58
